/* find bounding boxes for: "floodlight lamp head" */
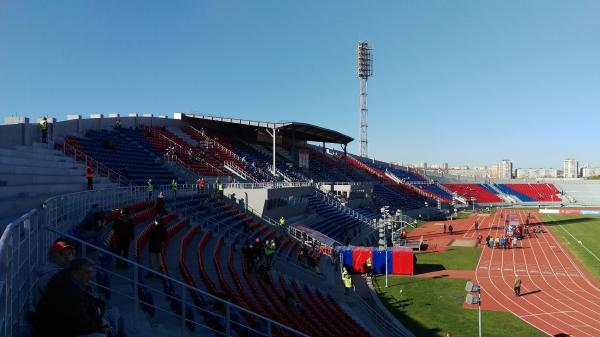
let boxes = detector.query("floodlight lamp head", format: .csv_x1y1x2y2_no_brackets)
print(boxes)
357,41,373,79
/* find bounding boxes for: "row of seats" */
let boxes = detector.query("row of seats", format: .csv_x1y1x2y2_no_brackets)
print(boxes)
372,184,423,211
172,197,370,336
141,126,226,177
443,184,504,203
307,195,365,242
306,148,365,182
65,128,180,186
503,184,561,202
345,155,441,206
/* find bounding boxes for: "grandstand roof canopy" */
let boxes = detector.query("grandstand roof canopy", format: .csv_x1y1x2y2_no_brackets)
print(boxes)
181,113,353,144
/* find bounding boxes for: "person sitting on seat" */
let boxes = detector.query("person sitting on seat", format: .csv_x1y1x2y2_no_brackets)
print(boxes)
29,240,76,319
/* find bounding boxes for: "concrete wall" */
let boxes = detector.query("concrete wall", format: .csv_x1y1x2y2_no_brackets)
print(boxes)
0,123,26,149
224,185,314,217
1,114,183,148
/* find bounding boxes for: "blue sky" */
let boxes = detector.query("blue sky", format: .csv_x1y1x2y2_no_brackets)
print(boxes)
1,1,599,168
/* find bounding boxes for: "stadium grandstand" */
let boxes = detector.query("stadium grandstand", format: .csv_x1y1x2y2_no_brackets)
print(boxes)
1,112,600,337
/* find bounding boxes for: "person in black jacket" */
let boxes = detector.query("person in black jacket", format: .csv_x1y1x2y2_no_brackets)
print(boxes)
146,218,167,278
113,208,134,268
155,192,166,216
33,258,106,337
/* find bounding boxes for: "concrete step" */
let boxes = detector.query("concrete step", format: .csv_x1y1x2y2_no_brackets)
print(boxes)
0,165,83,175
0,156,79,168
0,182,113,199
15,143,62,153
0,174,111,186
0,148,67,161
167,126,197,147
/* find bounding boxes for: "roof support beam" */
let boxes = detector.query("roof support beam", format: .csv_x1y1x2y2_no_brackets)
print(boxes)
266,127,278,177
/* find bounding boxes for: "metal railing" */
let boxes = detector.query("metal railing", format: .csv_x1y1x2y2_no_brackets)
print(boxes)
59,141,133,186
188,126,245,164
225,182,314,189
144,126,227,176
149,127,185,153
0,185,309,337
313,190,375,228
360,278,415,337
224,161,256,183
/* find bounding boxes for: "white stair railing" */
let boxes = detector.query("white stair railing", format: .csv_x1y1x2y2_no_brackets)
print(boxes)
313,190,375,228
188,126,245,163
224,160,257,182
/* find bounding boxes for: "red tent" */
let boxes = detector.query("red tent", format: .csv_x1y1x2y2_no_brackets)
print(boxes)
352,247,373,273
392,247,414,275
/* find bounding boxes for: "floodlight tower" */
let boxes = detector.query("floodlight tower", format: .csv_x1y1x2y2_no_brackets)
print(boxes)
357,41,373,158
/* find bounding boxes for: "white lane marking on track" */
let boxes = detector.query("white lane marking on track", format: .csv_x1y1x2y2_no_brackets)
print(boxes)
545,214,600,265
521,310,576,318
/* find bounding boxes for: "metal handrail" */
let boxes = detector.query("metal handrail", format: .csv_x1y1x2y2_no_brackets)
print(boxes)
144,125,227,176
61,141,133,186
0,184,309,337
142,125,185,153
45,229,308,337
224,160,256,183
188,126,245,163
356,279,415,337
226,182,314,189
313,190,374,227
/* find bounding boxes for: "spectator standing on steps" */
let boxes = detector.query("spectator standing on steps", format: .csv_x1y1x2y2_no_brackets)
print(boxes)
74,204,105,245
113,208,134,268
85,165,95,190
196,177,205,194
156,191,166,216
146,218,167,278
243,244,255,272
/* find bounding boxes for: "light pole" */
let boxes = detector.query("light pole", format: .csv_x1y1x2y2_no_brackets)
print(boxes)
380,206,391,288
465,281,482,337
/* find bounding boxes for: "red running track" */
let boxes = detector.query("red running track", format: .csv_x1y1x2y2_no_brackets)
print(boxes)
472,209,600,336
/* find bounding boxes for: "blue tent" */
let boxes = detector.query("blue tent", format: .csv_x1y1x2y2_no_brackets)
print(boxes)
339,247,354,272
372,248,392,274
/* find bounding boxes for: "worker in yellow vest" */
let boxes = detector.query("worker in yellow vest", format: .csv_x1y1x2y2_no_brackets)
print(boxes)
171,179,178,199
217,181,224,199
39,117,48,143
343,270,352,295
279,216,285,227
147,179,154,200
366,257,372,277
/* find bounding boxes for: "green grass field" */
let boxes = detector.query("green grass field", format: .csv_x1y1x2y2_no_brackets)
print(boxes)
540,214,600,282
373,276,546,337
415,247,481,273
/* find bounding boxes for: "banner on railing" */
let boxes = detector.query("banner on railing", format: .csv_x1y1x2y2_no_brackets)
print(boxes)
539,209,600,215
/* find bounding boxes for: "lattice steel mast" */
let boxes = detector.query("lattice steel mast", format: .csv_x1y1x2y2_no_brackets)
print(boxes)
357,41,373,158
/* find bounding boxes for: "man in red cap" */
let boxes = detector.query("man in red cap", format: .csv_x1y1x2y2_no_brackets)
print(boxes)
30,240,75,316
